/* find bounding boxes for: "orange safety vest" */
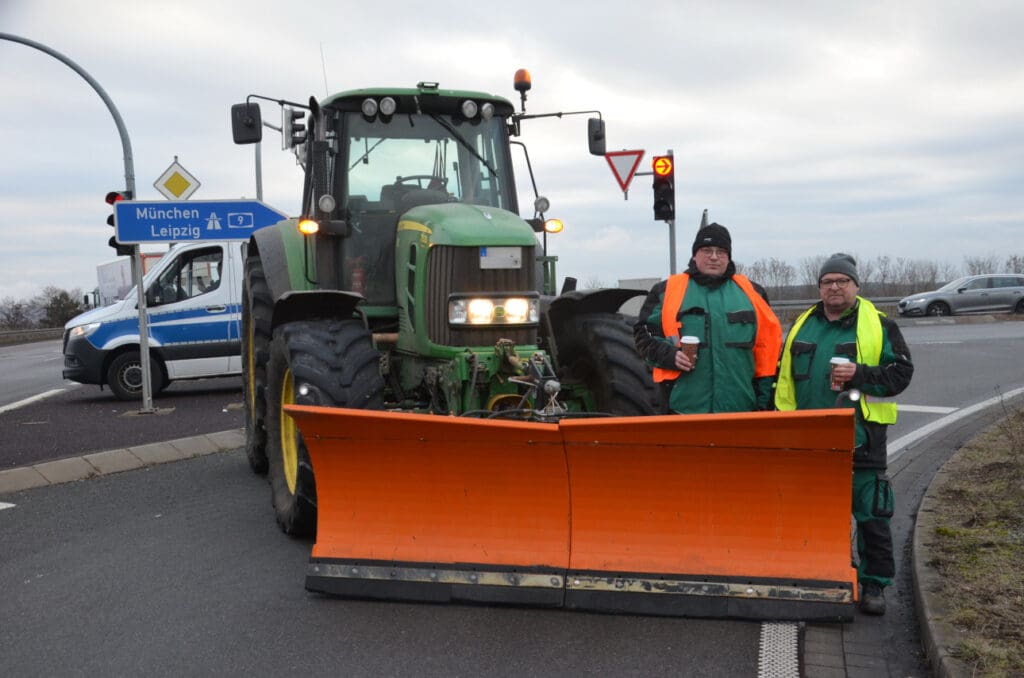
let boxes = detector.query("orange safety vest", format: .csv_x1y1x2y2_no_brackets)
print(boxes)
653,273,782,382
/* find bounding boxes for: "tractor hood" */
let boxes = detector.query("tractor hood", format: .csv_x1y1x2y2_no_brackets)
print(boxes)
398,203,536,248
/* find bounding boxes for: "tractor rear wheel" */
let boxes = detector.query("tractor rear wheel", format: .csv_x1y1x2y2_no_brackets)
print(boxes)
555,312,664,416
242,255,273,474
265,318,384,536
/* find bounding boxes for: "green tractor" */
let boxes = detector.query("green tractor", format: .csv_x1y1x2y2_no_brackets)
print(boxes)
231,72,663,536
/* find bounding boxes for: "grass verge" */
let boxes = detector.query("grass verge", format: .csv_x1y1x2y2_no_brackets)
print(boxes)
929,404,1024,676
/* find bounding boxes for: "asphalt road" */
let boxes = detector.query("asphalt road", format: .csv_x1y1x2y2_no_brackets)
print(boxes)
0,376,243,470
1,450,758,677
2,318,1022,676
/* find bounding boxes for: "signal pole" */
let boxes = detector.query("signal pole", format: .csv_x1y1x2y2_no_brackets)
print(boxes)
1,32,155,413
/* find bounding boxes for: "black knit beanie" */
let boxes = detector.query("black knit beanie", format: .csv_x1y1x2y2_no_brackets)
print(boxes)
818,253,859,286
691,223,732,256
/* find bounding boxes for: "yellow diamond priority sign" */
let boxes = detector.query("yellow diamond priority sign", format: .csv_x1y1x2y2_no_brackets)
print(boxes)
154,158,200,200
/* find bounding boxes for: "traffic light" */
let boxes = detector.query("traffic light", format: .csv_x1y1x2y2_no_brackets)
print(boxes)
652,154,675,221
106,189,134,256
282,108,306,150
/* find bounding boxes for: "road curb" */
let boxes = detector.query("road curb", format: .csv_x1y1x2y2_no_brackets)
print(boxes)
0,428,244,496
913,460,972,678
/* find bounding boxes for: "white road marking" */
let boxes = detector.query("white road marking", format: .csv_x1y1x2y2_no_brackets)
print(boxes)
0,388,66,415
758,622,799,678
899,404,958,414
0,502,16,511
890,386,1024,462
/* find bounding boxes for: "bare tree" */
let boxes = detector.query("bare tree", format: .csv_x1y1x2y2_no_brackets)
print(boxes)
938,261,961,282
963,255,1000,275
1005,254,1024,274
797,255,827,288
0,297,33,330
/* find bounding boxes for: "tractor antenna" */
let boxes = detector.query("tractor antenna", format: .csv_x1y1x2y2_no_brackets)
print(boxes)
320,43,330,96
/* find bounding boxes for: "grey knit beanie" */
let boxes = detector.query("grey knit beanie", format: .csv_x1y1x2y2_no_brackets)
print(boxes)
818,253,859,286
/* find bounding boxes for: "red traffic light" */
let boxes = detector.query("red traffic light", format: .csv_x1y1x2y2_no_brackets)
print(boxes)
105,190,131,205
652,155,673,177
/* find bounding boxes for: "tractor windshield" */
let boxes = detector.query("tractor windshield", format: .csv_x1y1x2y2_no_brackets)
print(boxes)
342,112,514,214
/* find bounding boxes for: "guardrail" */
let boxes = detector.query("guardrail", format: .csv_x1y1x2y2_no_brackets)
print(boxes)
769,296,900,311
0,328,64,346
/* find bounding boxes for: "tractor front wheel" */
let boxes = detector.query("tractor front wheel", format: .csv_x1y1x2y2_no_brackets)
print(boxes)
264,318,384,536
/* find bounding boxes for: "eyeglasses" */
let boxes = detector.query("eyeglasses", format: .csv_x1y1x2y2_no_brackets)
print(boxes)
696,247,729,258
819,277,853,289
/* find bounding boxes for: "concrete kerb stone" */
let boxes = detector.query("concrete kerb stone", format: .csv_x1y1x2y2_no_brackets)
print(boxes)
0,428,245,496
33,456,98,485
0,466,49,494
83,448,147,475
913,462,972,678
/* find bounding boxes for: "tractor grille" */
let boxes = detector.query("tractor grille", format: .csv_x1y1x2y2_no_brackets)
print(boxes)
426,245,537,347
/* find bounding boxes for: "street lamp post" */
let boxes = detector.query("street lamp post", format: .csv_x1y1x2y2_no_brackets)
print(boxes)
0,32,154,412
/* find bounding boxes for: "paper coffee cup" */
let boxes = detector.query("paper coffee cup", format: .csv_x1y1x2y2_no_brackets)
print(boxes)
829,356,850,391
680,335,700,363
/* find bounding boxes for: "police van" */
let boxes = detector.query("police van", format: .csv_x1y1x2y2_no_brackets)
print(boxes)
63,240,244,399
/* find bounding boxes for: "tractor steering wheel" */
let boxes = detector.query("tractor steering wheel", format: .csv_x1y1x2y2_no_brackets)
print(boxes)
394,175,447,190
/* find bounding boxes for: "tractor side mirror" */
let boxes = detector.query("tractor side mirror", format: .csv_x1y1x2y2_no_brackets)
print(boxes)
231,102,263,145
587,118,606,156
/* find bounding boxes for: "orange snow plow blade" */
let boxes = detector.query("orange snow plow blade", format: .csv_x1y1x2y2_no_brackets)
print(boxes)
286,405,857,620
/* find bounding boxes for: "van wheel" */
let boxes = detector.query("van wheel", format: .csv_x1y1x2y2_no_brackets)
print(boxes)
242,255,273,474
107,351,165,401
265,318,384,536
553,312,664,415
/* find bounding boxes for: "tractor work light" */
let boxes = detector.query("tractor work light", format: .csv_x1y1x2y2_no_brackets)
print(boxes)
361,98,378,117
461,100,478,118
448,295,540,326
379,97,397,116
298,218,319,235
544,218,564,234
480,102,495,120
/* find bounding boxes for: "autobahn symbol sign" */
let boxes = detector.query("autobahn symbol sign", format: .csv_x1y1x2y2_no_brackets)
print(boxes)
114,199,288,244
605,149,645,193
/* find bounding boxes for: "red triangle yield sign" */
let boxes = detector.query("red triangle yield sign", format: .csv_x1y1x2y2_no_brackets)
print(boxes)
605,150,645,192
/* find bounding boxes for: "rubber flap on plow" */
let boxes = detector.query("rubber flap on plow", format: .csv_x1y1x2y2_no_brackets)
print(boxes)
285,406,857,621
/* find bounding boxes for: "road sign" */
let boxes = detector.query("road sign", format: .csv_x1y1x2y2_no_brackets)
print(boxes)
605,150,645,192
154,158,200,200
114,199,288,244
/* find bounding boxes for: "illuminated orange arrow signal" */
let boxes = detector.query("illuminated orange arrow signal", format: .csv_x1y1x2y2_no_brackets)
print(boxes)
652,155,673,177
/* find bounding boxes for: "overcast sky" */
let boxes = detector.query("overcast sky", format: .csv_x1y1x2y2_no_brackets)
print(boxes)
2,0,1022,302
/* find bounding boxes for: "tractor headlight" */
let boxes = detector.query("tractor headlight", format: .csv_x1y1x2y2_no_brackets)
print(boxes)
448,294,539,325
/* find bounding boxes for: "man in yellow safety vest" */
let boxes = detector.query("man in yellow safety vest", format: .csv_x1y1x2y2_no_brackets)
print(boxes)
775,253,914,616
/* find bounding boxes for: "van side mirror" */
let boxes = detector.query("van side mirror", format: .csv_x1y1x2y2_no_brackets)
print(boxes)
587,118,606,156
231,102,263,145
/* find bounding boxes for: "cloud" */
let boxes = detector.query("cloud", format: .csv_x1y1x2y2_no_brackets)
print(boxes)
2,0,1023,303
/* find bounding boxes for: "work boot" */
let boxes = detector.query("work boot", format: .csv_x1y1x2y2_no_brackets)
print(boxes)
860,581,886,616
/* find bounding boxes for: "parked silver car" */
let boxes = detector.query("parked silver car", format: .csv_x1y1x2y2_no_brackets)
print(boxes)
898,274,1024,317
